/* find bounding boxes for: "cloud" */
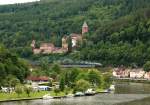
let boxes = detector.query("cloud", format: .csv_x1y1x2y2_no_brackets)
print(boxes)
0,0,40,5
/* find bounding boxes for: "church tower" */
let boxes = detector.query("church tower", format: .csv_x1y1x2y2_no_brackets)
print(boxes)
82,21,88,34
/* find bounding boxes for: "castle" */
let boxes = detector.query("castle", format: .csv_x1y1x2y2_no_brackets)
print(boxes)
31,21,88,54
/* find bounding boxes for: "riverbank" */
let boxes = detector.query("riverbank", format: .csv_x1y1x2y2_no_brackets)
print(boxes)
1,82,150,105
0,91,49,102
0,88,107,102
114,78,150,83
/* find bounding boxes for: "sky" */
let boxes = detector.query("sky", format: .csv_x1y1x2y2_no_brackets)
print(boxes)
0,0,40,5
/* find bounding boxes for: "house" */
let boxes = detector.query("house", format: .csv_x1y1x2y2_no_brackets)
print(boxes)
27,76,49,84
124,69,130,77
70,33,82,48
144,72,150,80
113,67,129,78
130,69,145,78
113,68,120,77
69,21,88,48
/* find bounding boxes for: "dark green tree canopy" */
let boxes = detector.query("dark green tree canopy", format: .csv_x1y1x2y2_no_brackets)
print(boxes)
0,0,150,67
0,45,30,87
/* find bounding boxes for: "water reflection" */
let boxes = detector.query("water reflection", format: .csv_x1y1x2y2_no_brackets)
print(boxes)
115,97,150,105
115,82,150,94
0,94,150,105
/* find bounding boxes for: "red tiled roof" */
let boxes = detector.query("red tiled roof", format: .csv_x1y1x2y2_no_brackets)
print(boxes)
27,76,49,81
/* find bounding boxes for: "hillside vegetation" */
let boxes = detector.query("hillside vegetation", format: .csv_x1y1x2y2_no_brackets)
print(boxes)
0,45,30,87
0,0,150,67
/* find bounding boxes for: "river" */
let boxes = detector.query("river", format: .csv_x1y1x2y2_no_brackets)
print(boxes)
0,82,150,105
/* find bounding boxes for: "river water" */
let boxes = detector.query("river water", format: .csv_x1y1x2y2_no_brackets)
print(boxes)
0,82,150,105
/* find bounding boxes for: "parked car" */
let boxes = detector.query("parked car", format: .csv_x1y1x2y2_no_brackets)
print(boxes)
75,92,84,97
85,89,96,96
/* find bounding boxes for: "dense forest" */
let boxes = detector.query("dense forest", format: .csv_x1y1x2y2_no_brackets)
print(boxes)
0,45,30,87
0,0,150,67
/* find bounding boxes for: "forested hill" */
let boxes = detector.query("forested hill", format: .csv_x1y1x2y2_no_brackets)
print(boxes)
0,0,150,67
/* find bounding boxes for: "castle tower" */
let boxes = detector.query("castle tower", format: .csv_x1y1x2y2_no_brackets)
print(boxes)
62,36,68,50
82,21,88,34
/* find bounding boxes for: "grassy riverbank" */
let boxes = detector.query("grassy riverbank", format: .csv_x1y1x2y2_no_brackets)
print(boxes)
0,88,106,102
0,91,49,101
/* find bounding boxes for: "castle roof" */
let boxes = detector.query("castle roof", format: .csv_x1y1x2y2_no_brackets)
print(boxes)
82,21,88,27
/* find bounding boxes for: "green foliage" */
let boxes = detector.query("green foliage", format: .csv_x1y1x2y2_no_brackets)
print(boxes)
0,91,49,101
75,79,90,92
76,72,89,81
24,86,33,97
143,61,150,72
59,77,65,91
53,87,60,96
6,75,20,87
88,69,102,87
63,68,80,87
0,0,150,67
40,57,49,71
102,72,112,89
0,45,30,86
51,63,61,74
15,85,24,97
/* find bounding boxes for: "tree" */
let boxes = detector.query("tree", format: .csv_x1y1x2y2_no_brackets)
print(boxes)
0,0,150,67
49,71,58,81
51,63,61,74
76,73,89,81
88,69,102,87
15,85,23,97
40,57,49,71
143,61,150,72
75,79,90,92
54,87,60,96
59,77,65,91
66,68,80,87
0,45,30,86
5,75,20,88
48,79,53,87
69,68,79,83
0,63,6,79
24,86,33,97
102,72,112,89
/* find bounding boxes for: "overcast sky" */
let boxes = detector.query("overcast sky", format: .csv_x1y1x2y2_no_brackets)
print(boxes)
0,0,40,5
